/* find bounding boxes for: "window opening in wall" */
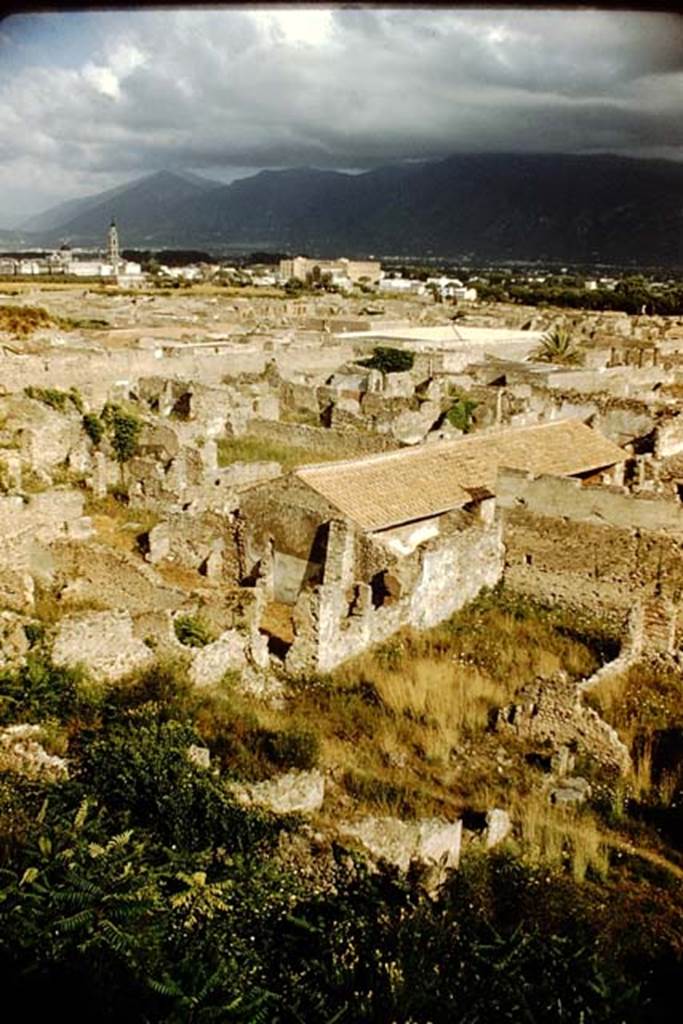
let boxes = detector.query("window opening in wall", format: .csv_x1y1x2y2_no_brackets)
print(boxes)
369,570,401,609
525,553,533,566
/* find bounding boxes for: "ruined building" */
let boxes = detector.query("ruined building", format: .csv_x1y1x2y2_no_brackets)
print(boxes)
240,420,626,672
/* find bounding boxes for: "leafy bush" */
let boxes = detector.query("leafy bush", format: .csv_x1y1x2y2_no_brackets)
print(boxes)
82,413,104,446
0,654,89,725
446,395,478,432
260,727,320,771
359,346,415,373
78,711,279,852
173,615,215,648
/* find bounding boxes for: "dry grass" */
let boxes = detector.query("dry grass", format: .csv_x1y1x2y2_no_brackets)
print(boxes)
513,791,610,882
207,589,612,818
84,493,160,556
336,655,501,766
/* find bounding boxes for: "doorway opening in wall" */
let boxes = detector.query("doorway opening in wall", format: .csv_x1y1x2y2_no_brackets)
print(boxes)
676,483,683,503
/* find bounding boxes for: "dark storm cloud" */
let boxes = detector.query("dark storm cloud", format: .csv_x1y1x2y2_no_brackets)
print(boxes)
0,7,681,221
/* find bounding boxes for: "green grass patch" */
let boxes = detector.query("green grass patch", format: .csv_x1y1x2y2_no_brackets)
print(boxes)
217,434,337,470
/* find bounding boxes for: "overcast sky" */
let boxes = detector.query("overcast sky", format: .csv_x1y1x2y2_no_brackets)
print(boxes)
0,6,681,225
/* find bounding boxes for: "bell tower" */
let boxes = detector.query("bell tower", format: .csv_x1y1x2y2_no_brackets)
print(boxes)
107,218,120,271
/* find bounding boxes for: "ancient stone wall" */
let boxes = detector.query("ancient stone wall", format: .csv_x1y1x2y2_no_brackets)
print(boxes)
286,517,504,673
655,415,683,458
498,470,683,623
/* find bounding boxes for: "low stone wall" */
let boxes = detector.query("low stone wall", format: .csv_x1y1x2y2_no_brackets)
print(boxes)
52,609,155,682
497,673,631,774
497,469,683,534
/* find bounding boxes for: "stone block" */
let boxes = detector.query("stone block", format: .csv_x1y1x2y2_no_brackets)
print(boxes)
0,567,34,613
0,723,68,781
485,808,512,849
340,815,462,873
146,521,171,564
230,769,325,815
188,629,247,687
187,744,211,770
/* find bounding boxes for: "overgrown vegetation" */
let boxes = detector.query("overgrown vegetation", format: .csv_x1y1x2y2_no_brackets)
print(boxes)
24,385,84,414
217,434,337,470
533,324,583,365
0,304,55,337
82,412,104,445
0,590,680,1020
100,402,142,464
173,614,215,649
446,393,478,432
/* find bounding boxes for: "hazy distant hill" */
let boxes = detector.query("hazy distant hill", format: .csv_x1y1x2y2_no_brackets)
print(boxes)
18,155,683,263
22,170,223,246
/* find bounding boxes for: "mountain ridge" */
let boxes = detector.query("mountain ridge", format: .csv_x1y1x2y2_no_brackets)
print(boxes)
9,155,683,263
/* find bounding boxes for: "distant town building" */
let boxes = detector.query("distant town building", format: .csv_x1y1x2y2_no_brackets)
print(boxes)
0,221,142,284
378,277,426,295
279,256,382,287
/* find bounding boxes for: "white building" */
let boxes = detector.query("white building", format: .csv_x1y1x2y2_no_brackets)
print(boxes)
379,277,426,295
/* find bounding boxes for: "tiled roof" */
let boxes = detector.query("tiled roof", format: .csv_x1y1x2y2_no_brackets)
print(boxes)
295,420,625,532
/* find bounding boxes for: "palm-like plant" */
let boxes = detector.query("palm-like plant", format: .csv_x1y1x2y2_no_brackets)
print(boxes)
533,325,583,366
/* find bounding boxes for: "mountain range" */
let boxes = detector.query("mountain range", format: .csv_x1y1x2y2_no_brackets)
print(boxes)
6,154,683,264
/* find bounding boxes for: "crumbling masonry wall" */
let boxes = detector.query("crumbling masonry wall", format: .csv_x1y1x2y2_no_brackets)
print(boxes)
497,469,683,628
285,517,504,674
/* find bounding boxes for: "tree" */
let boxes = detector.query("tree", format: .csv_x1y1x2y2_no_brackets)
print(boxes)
358,346,414,374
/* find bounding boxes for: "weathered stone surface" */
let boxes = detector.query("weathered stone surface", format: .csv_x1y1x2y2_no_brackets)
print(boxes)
0,611,30,668
188,629,247,687
146,521,171,564
0,567,34,613
0,723,68,780
187,744,211,770
340,816,462,873
485,808,512,849
230,769,325,815
52,609,155,682
550,777,592,806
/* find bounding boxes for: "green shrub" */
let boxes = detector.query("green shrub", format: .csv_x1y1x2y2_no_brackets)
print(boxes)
174,615,215,648
0,654,89,725
261,727,320,770
24,386,73,414
359,346,414,373
446,395,478,433
101,404,141,464
82,413,104,445
78,711,279,852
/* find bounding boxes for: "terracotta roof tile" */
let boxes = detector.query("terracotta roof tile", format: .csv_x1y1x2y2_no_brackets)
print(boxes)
295,420,624,532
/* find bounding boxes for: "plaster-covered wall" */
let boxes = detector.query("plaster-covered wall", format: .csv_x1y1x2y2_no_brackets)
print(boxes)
285,517,504,673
